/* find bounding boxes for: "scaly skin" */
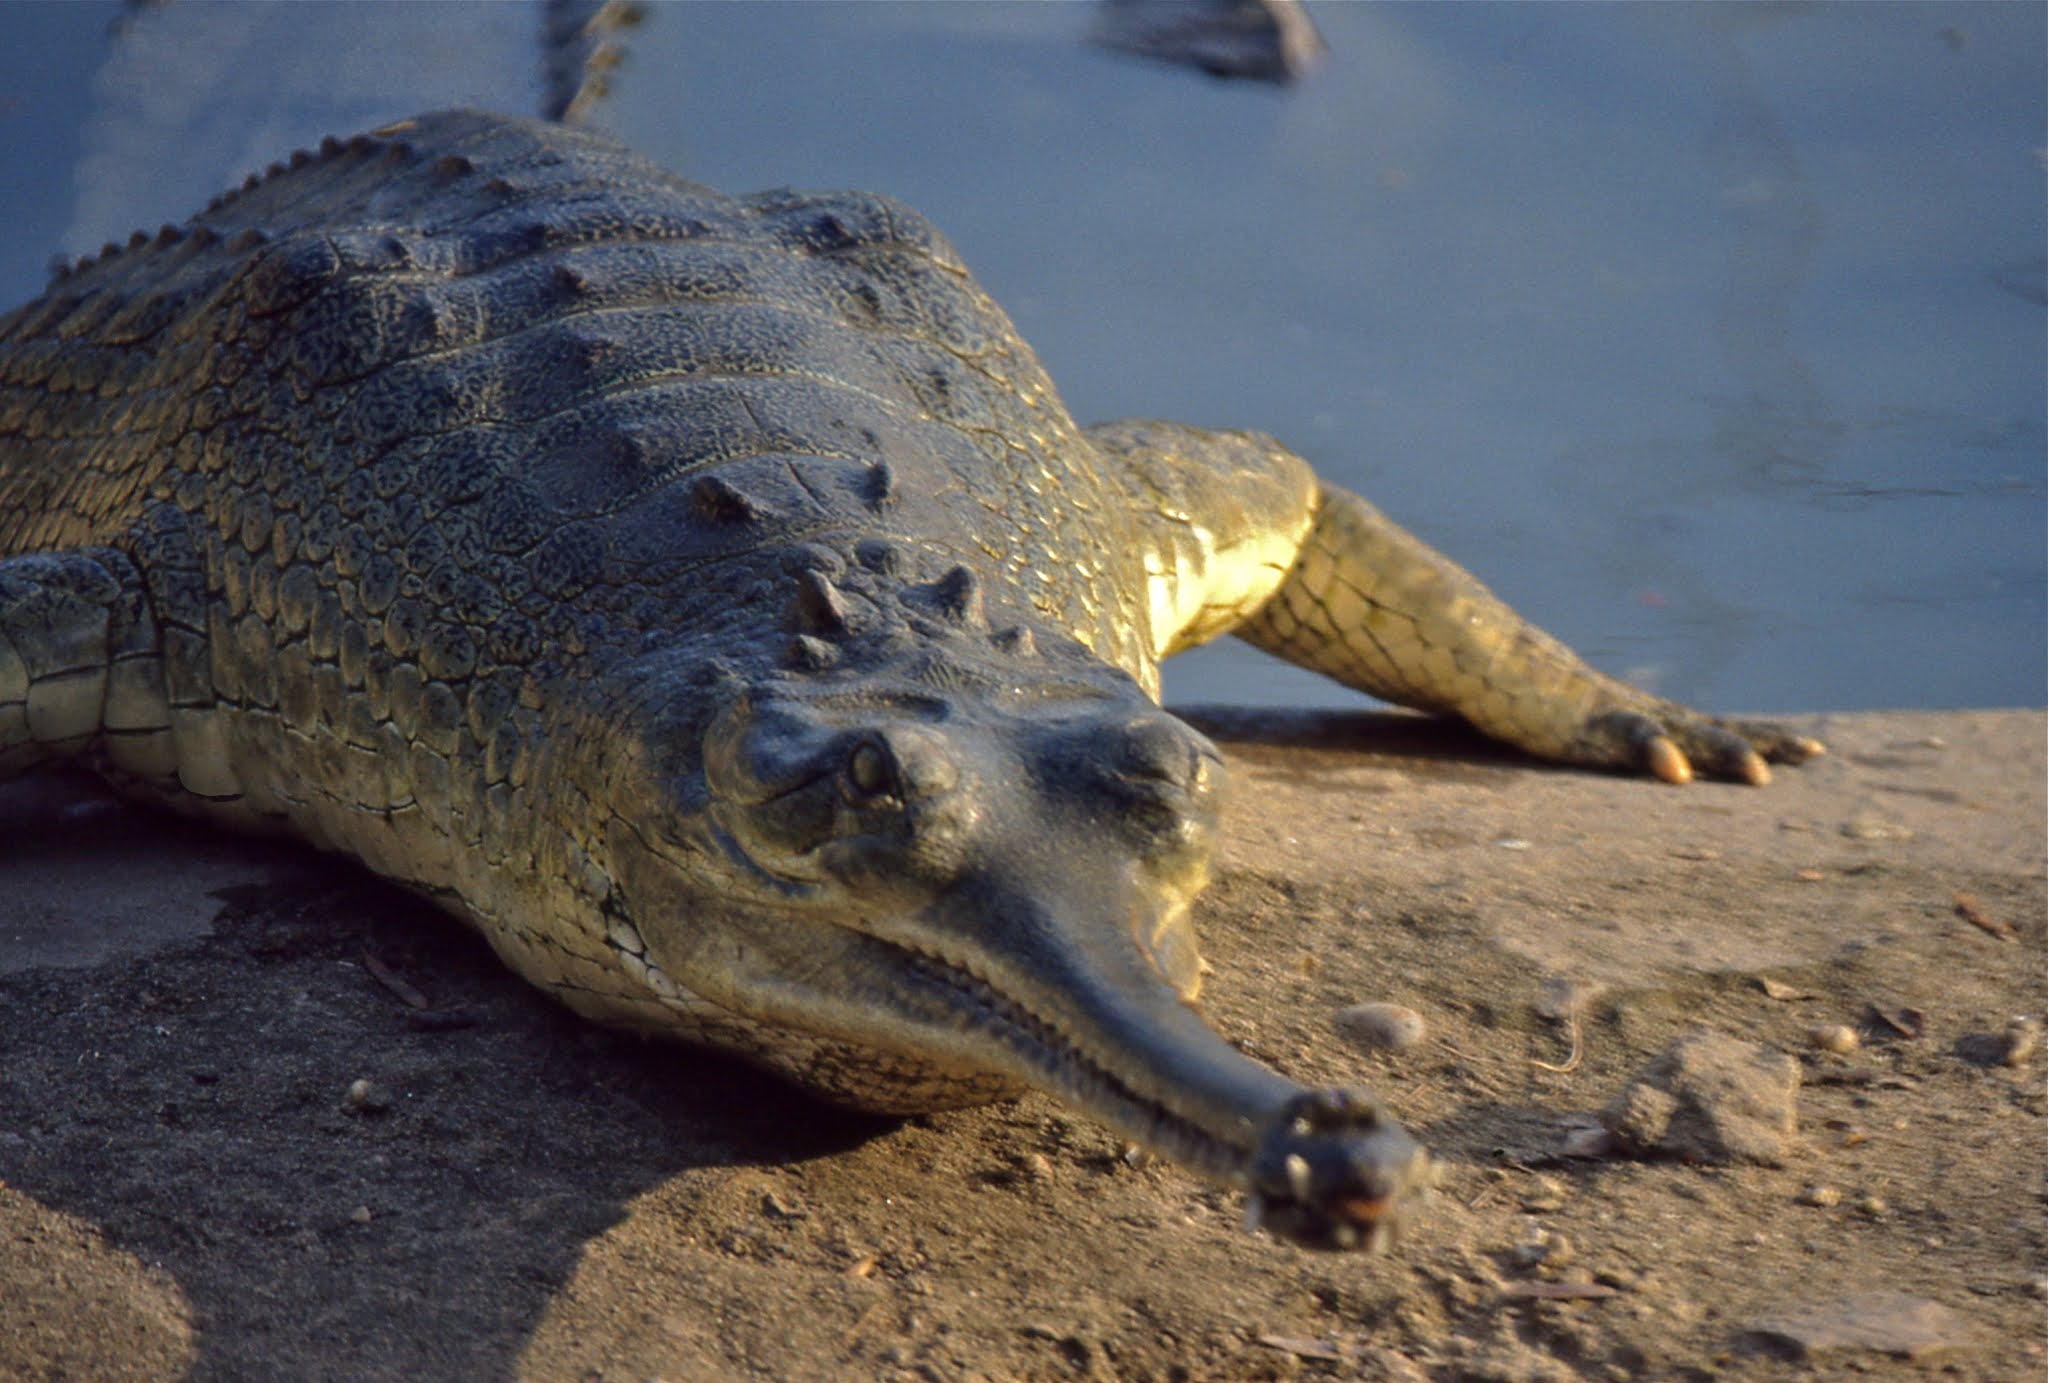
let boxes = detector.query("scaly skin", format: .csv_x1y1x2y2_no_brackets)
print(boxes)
0,110,1817,1251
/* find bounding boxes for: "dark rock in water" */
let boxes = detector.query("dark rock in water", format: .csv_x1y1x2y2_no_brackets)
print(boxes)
1090,0,1328,84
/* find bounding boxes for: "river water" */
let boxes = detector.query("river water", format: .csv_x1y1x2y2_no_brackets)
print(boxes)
2,1,2040,713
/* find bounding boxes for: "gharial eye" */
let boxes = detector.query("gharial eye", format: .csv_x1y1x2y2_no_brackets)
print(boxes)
845,739,896,800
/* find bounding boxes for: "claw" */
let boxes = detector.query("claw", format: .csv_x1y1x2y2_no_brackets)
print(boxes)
1702,727,1774,786
1740,725,1826,766
1582,711,1819,785
1645,735,1692,785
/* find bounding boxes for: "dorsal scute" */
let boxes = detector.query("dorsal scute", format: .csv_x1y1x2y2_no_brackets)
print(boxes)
929,565,987,629
744,188,967,275
788,567,851,636
53,124,416,288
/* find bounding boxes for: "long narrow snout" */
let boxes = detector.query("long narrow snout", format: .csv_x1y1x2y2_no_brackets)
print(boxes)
644,673,1435,1249
893,872,1436,1252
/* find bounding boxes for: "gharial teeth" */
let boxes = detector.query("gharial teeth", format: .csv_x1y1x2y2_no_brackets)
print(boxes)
1284,1153,1313,1200
1242,1192,1267,1234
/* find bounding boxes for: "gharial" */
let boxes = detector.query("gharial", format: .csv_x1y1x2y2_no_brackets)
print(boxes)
0,110,1821,1251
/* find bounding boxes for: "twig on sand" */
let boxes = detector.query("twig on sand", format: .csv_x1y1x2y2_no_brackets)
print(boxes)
1532,999,1584,1075
1954,892,2017,941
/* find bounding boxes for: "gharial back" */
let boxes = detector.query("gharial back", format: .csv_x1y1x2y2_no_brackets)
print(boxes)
0,109,1155,688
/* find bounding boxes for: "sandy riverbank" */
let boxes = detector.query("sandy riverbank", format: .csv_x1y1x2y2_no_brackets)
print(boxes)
2,708,2041,1381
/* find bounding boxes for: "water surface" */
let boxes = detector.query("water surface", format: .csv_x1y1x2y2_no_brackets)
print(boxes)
3,0,2039,712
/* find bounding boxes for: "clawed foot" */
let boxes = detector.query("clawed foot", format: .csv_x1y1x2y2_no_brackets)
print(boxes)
1580,708,1825,786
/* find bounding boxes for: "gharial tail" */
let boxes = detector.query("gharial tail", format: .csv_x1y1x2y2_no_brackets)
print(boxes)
540,0,647,124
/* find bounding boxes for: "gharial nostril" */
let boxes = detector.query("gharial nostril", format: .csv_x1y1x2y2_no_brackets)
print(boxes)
1122,720,1181,777
882,726,960,798
1118,718,1213,791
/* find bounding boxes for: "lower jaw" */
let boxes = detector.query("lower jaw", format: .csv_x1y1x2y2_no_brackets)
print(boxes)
754,1032,1030,1115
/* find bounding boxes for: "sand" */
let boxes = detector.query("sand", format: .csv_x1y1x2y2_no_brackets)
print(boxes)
2,707,2041,1381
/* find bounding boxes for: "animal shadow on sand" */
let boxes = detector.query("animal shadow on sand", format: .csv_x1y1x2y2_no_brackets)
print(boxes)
0,773,892,1379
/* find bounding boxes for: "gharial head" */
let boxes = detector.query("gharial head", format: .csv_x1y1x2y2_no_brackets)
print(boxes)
601,571,1434,1253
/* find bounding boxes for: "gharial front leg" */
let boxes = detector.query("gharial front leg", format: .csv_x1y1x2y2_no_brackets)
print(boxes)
1089,419,1823,785
0,547,187,788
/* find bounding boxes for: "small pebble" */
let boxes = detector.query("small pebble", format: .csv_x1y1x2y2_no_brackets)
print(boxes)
1521,1176,1570,1213
1510,1228,1574,1271
1560,1125,1618,1158
1840,811,1912,841
1798,1185,1843,1208
1999,1016,2040,1067
343,1078,390,1113
1331,1002,1427,1053
1855,1194,1888,1216
760,1189,807,1220
1022,1152,1054,1182
2027,1277,2048,1301
1809,1024,1859,1055
349,1205,372,1224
